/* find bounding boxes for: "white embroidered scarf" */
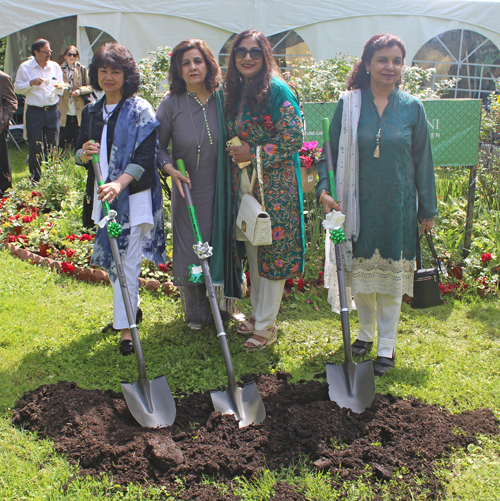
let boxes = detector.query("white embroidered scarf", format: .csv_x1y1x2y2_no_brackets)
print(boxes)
324,89,361,313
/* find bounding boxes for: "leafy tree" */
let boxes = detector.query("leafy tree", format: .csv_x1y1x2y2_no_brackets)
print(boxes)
137,46,171,109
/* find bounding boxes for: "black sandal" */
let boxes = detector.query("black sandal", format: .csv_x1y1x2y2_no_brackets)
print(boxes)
119,340,134,356
351,339,373,356
373,356,395,376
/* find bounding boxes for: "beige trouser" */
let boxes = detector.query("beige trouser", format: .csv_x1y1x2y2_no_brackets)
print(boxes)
245,242,285,331
353,292,402,358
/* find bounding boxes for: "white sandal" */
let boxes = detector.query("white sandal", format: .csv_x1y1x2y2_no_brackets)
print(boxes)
237,317,255,335
244,325,278,351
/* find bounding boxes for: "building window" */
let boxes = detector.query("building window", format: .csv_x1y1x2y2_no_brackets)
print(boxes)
412,29,500,99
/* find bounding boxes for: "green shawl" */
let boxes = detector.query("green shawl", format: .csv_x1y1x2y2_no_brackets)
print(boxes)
209,89,243,310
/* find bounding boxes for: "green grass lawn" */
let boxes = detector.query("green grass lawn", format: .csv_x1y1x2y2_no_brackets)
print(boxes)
1,142,500,499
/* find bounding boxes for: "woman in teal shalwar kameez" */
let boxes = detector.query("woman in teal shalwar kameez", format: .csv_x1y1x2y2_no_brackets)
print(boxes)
316,34,437,375
225,30,305,350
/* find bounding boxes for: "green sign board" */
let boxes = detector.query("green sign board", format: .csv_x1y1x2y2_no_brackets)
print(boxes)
303,99,482,167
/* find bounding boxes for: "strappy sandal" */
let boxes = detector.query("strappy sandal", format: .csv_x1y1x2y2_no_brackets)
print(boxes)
237,317,255,335
244,325,278,351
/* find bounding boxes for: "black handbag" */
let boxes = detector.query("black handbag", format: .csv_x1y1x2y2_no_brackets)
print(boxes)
410,231,445,309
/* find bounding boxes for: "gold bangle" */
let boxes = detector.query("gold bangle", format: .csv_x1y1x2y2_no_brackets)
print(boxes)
318,190,329,206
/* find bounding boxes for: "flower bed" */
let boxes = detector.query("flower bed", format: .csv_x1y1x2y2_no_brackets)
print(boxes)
0,179,177,295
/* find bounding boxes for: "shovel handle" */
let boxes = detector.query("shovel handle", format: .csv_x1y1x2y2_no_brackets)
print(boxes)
90,146,149,385
90,140,111,216
177,159,202,244
322,118,353,364
322,118,337,201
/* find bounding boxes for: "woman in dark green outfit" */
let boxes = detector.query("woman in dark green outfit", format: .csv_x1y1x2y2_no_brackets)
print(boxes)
316,34,437,375
225,30,305,350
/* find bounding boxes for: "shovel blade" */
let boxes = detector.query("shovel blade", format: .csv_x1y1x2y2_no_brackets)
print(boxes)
210,382,266,428
121,375,176,428
326,360,376,414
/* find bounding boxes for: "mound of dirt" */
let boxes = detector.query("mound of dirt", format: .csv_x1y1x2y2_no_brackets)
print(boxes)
12,374,499,500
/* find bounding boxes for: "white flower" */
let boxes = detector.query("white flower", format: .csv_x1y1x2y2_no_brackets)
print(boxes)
322,210,345,231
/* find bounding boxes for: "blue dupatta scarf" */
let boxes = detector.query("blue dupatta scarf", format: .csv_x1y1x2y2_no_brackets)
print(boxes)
91,95,166,281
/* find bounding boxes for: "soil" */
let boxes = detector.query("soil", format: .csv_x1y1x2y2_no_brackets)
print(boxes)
12,373,499,500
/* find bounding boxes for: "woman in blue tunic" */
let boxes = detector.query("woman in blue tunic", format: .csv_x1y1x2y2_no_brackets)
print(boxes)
315,34,437,375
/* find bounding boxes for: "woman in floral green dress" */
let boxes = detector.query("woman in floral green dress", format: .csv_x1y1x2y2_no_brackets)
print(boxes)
225,29,305,350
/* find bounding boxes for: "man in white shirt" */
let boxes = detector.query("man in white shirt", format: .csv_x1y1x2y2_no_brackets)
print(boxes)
14,39,63,181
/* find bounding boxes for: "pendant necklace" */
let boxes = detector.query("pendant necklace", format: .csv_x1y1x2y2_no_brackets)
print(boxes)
373,128,381,158
103,99,117,125
186,92,213,171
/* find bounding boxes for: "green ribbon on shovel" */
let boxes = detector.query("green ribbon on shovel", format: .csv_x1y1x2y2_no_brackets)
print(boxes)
188,264,204,283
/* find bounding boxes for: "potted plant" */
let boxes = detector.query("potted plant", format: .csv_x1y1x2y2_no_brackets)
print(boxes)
299,141,321,193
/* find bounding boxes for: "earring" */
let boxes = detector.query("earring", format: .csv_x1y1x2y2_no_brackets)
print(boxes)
367,70,370,74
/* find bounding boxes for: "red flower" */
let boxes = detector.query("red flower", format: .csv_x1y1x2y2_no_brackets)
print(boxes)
297,278,306,290
285,278,294,288
481,253,492,263
66,234,76,241
245,271,251,286
60,249,66,255
22,215,33,223
158,263,167,272
8,235,16,242
66,249,76,258
79,234,92,241
61,262,74,273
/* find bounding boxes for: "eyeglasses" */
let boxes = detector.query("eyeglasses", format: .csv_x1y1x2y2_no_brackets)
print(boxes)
234,47,264,60
39,50,53,55
67,53,78,57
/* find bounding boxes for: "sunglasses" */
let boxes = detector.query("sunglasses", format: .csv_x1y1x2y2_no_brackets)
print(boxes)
67,53,78,57
234,47,263,60
39,50,53,55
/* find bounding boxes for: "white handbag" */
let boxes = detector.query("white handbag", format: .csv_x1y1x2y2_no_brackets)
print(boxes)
236,146,272,246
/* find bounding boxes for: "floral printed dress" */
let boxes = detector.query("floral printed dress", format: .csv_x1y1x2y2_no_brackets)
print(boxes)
228,76,305,280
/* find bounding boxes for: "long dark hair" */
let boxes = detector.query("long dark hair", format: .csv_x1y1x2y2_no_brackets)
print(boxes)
224,30,278,117
346,33,406,90
89,43,140,99
168,39,221,95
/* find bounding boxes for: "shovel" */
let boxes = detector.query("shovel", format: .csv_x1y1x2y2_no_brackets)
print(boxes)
177,159,266,428
322,118,376,414
91,147,176,428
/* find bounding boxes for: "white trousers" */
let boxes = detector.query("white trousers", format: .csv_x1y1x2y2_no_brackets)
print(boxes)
245,242,285,331
112,223,151,330
353,292,402,358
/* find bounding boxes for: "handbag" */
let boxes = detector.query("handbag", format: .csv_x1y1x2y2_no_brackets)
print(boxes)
236,146,272,246
410,230,445,309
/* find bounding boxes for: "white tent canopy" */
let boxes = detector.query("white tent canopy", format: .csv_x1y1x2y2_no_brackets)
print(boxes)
3,0,500,78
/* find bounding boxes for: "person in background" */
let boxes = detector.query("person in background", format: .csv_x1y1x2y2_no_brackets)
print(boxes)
58,45,94,151
0,70,17,196
156,39,242,330
14,38,63,181
225,29,305,350
75,43,165,356
315,33,437,375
